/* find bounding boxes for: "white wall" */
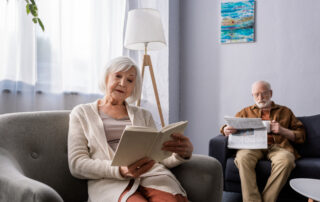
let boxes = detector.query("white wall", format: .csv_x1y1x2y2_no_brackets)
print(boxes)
180,0,320,154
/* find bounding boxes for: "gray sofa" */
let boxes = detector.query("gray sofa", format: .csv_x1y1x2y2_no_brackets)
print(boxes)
0,111,223,202
209,114,320,202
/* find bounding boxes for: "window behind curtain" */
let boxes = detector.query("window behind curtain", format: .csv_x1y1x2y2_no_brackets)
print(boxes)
0,0,126,94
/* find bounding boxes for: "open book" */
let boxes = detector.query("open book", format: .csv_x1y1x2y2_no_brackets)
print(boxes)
111,121,188,166
224,116,269,149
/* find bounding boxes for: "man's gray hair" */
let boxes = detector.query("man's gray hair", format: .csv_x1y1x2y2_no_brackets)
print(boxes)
252,80,272,91
99,56,142,104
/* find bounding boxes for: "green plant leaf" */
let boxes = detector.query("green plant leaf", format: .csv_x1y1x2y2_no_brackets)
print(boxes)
30,6,38,17
38,19,45,31
26,4,30,14
32,17,38,24
29,4,33,14
25,0,45,32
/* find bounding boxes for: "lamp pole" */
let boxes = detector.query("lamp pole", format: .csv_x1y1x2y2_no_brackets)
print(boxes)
136,43,165,127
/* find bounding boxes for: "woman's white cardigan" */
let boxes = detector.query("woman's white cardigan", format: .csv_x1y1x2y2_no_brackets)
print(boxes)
68,100,188,202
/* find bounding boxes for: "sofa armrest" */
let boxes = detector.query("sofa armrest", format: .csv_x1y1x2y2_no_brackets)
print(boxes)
209,134,236,177
170,154,223,202
0,148,63,202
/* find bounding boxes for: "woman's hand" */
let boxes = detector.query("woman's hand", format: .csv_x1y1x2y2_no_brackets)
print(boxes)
223,125,237,136
119,157,155,178
162,133,193,159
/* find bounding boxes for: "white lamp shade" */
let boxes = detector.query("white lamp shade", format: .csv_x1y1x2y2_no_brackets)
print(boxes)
124,8,166,51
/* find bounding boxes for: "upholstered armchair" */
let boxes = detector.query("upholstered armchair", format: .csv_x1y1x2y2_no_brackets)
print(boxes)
0,111,223,202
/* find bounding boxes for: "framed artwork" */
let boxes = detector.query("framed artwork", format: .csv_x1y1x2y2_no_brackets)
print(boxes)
221,0,255,44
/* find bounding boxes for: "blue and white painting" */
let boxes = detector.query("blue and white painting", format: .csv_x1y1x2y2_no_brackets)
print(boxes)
221,0,255,44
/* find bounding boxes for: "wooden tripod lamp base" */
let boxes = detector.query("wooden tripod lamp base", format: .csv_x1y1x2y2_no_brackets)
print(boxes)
136,54,165,127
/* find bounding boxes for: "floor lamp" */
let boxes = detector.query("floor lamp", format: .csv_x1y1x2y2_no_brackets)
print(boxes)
124,8,166,127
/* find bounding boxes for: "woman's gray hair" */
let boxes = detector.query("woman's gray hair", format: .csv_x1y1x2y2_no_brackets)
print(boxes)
99,56,142,103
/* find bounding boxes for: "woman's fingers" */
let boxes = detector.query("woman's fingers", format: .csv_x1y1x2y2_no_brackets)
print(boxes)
133,160,155,177
128,157,151,170
125,157,155,178
163,133,187,145
162,133,193,158
170,133,187,140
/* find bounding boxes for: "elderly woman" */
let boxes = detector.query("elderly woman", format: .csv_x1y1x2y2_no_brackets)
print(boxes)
68,56,193,202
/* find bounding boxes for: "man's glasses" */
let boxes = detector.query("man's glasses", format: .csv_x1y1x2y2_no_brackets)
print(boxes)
252,91,270,98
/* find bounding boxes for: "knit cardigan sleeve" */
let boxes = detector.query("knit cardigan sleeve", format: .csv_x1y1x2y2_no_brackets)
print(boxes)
68,106,125,180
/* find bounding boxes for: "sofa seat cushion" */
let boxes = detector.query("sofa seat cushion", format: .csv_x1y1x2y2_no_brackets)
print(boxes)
225,158,273,182
225,158,272,192
225,157,320,193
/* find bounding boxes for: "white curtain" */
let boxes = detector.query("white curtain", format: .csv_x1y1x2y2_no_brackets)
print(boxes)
0,0,36,91
0,0,126,94
0,0,169,127
0,0,126,114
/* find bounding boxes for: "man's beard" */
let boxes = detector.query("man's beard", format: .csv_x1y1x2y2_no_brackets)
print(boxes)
256,99,272,108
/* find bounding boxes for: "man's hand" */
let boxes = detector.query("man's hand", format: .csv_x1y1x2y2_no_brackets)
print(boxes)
270,120,295,141
224,126,237,136
119,157,155,178
270,120,282,134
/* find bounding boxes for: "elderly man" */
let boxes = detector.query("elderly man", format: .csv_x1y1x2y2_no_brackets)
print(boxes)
221,80,306,202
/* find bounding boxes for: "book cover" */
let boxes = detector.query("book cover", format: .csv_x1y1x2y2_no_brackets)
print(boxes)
111,121,188,166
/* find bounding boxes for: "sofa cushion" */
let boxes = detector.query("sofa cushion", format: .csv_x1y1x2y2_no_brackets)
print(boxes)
291,157,320,179
225,157,320,193
225,158,239,183
0,112,88,202
225,158,271,192
296,114,320,157
225,157,320,181
224,158,240,192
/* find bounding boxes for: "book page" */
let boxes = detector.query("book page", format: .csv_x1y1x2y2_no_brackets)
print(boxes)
150,121,188,161
227,128,267,149
224,116,265,129
160,121,188,134
148,133,172,162
111,130,157,166
124,126,157,133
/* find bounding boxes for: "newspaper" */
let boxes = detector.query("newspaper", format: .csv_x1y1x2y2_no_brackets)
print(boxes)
224,116,265,129
224,116,268,149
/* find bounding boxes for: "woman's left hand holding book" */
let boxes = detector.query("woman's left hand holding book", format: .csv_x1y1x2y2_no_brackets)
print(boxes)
119,157,155,178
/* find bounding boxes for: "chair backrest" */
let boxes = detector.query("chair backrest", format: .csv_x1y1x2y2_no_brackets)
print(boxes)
296,114,320,157
0,111,88,202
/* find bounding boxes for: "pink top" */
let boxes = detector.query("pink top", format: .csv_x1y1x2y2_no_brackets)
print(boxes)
98,110,132,151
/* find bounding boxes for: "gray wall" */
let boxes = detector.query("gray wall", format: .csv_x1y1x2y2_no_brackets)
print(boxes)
179,0,320,154
169,0,180,123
